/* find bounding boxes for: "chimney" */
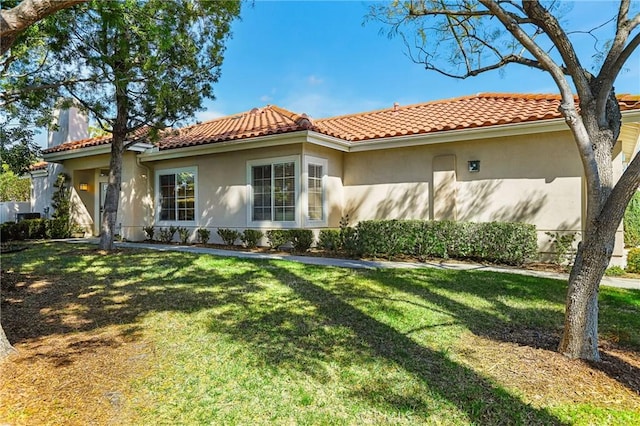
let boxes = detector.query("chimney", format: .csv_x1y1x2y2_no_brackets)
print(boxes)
48,106,89,148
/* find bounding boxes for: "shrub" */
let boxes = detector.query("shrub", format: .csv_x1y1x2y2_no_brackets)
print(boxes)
2,218,72,241
46,218,72,239
318,229,341,252
290,229,314,253
177,227,190,244
158,227,175,243
241,229,263,248
352,219,538,266
266,230,290,250
546,231,578,266
217,228,240,246
624,191,640,247
143,226,155,241
627,248,640,273
605,266,625,276
196,228,211,245
27,219,47,239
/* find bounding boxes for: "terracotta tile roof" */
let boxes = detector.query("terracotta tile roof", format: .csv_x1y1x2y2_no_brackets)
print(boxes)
29,161,48,171
42,93,640,154
157,105,315,150
43,126,151,154
315,93,640,142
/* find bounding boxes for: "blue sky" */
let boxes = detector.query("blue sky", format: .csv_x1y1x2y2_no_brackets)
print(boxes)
36,1,640,146
194,0,640,122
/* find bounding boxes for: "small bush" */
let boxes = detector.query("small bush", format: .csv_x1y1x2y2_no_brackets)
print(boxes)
47,218,72,239
217,228,240,246
290,229,314,253
624,192,640,247
177,227,190,244
627,248,640,273
196,228,211,244
143,226,155,241
241,229,263,248
605,266,625,276
546,231,578,266
158,227,175,243
266,230,290,250
318,229,341,252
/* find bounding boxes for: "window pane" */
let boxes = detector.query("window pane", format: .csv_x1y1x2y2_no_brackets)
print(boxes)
252,161,295,222
159,171,195,222
307,163,323,221
252,165,272,221
159,174,176,221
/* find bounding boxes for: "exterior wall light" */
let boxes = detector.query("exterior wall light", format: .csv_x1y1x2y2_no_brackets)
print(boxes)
468,160,480,172
79,183,89,191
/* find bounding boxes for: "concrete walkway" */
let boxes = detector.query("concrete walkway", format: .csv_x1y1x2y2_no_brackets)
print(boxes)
94,240,640,290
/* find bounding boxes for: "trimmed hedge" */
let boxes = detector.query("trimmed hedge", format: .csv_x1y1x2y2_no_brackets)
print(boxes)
1,218,72,241
349,219,538,265
627,248,640,273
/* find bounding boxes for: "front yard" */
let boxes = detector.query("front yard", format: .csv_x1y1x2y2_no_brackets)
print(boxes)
1,242,639,425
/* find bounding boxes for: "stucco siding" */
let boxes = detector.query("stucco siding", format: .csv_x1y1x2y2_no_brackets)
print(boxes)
343,146,431,222
343,131,586,256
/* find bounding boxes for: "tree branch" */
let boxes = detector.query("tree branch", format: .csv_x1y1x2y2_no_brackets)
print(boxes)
0,0,88,55
478,0,602,224
596,8,640,123
521,0,592,101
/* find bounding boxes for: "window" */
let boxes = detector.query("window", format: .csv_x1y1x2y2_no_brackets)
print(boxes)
157,168,196,222
248,156,299,224
304,156,327,225
307,163,323,221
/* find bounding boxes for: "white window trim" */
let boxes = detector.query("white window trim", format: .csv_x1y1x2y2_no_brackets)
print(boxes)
246,155,300,228
303,155,328,227
155,166,198,225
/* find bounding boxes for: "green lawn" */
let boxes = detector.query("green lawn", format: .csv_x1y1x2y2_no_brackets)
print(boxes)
2,242,639,425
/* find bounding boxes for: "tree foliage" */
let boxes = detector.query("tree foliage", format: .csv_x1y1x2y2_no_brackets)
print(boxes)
3,0,241,250
0,164,30,201
371,0,640,361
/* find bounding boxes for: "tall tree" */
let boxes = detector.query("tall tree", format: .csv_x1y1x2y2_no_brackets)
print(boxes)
371,0,640,361
8,0,240,250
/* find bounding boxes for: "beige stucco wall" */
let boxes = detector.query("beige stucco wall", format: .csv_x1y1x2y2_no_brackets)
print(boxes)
142,143,345,244
45,126,630,264
58,152,149,240
343,130,590,257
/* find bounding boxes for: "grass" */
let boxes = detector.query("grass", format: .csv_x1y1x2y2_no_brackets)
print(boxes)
1,242,639,425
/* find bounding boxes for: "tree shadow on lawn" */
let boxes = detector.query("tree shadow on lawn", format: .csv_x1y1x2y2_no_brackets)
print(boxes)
207,262,565,425
1,244,269,365
368,268,640,396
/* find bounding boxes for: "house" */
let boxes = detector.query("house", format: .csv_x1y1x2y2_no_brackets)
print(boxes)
32,93,640,265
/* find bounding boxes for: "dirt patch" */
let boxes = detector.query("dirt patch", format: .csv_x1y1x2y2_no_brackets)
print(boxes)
457,332,640,411
1,269,154,425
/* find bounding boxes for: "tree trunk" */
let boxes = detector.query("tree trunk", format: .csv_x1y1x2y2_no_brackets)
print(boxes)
557,228,612,361
0,321,17,359
98,30,129,251
558,148,640,360
98,139,123,250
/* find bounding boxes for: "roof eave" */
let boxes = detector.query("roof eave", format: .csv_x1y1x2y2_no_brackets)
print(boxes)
336,117,570,152
138,131,308,162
